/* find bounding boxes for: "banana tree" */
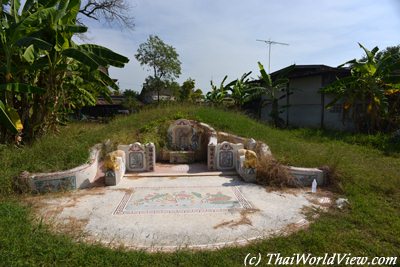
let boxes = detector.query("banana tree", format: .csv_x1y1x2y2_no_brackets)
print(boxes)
1,0,129,141
224,71,253,108
0,83,45,134
250,62,294,126
321,43,400,132
206,75,235,105
0,0,53,138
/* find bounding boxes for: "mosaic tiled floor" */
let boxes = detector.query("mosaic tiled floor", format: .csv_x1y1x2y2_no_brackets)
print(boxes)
113,186,253,214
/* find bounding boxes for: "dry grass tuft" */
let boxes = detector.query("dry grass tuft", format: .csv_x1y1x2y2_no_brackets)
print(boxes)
213,208,260,229
256,155,298,188
318,164,343,193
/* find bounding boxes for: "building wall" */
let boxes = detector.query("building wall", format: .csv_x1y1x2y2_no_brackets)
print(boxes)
284,75,323,128
323,97,355,131
261,74,354,130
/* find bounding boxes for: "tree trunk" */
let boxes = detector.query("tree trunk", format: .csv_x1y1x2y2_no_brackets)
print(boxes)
271,99,279,127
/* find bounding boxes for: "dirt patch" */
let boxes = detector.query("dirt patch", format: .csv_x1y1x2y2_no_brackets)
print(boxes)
265,187,301,196
304,189,335,209
23,187,106,219
114,188,134,194
214,208,260,229
281,218,310,236
58,216,89,237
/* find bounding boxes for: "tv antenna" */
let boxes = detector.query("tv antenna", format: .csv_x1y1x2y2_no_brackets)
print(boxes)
256,39,289,73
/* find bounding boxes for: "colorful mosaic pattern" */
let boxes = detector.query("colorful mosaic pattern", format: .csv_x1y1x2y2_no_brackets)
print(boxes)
34,176,76,193
114,186,253,214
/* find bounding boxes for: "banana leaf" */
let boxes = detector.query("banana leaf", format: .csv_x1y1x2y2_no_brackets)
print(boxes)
97,70,119,90
0,83,45,94
56,25,88,34
22,0,36,13
79,44,129,66
62,48,100,70
22,44,35,63
258,62,272,86
17,36,53,51
0,100,18,134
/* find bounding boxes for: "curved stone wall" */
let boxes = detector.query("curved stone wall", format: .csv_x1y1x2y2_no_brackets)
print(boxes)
28,144,102,193
215,130,325,186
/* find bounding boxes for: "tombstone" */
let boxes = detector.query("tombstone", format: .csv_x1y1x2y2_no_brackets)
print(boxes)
118,142,155,172
215,141,243,170
146,143,155,171
167,119,200,151
128,143,145,170
167,119,201,163
207,135,217,170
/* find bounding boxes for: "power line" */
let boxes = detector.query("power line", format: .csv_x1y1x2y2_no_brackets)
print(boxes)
256,39,289,73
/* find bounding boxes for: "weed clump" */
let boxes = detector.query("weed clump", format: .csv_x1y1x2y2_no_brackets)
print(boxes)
318,165,343,193
256,155,298,188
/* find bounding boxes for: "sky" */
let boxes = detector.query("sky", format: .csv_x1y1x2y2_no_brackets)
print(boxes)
79,0,400,93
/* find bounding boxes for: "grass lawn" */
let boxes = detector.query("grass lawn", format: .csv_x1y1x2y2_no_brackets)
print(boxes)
0,104,399,266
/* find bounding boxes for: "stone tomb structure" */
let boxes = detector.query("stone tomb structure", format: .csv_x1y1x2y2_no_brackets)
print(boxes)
26,119,326,193
118,142,156,172
216,141,243,170
165,119,210,164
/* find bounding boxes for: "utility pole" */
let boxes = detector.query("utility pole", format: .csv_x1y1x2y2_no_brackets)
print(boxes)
256,39,289,73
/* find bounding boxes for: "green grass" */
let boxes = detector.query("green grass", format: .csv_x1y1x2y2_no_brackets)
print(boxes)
1,104,399,266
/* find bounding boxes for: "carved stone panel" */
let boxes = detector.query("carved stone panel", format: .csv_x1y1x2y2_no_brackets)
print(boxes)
216,141,243,170
167,119,200,151
129,152,144,170
127,143,145,171
145,143,155,171
219,149,234,169
118,142,148,172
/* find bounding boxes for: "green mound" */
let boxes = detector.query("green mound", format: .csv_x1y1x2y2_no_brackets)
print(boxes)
0,104,399,266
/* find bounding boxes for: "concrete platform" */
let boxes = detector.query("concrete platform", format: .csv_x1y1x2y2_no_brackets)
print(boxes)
28,174,332,251
126,163,238,177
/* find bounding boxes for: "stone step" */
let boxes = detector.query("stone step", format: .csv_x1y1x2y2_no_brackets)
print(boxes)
124,171,238,178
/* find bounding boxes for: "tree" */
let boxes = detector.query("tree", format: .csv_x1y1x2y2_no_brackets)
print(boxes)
166,80,180,99
366,45,399,61
135,35,181,102
190,89,204,103
122,89,140,113
224,72,253,108
321,43,400,132
79,0,134,29
0,0,129,143
250,62,294,126
205,76,234,105
179,78,195,101
139,76,164,103
139,77,178,103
